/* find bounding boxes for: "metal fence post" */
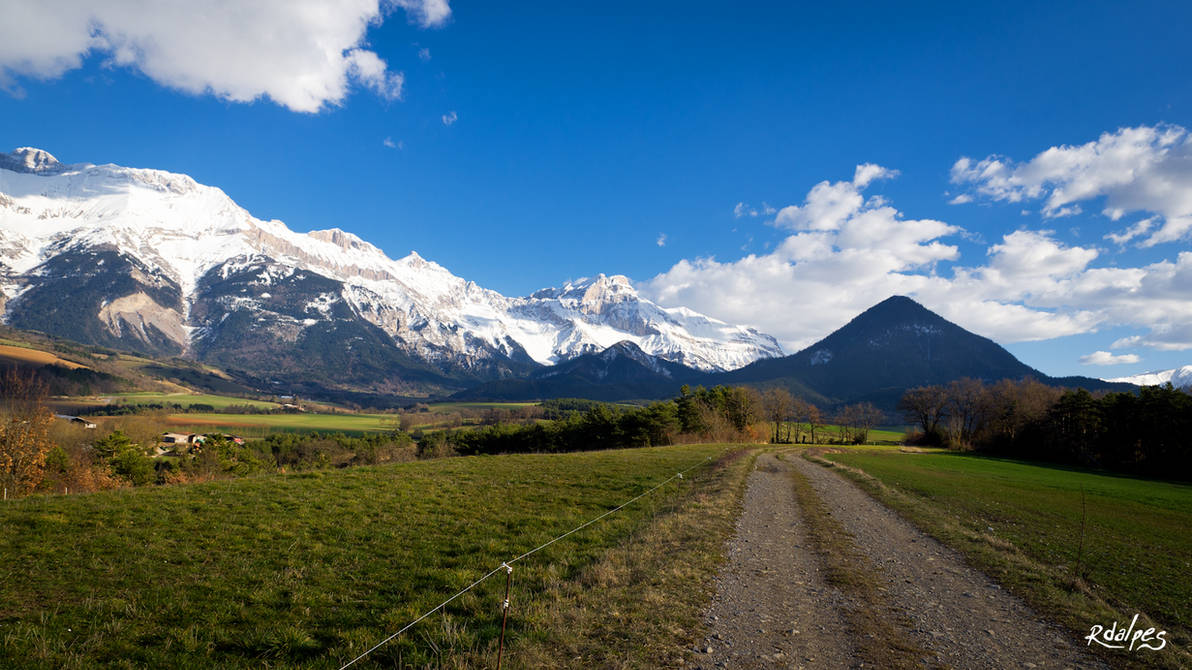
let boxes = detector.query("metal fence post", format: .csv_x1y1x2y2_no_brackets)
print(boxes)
496,563,514,670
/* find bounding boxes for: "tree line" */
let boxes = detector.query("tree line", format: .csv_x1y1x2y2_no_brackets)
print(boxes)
899,378,1192,479
427,385,886,456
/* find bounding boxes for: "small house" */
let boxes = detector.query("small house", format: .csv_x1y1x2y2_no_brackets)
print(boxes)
54,414,97,429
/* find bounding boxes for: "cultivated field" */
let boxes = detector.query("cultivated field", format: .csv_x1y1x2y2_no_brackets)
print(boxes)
0,444,745,669
0,343,88,370
164,411,401,436
103,392,281,410
817,448,1192,668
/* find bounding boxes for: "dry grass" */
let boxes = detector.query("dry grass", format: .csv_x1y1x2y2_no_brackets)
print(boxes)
0,343,88,370
489,448,757,669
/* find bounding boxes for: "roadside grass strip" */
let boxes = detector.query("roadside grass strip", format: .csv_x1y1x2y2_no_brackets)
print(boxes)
810,449,1192,670
479,448,754,668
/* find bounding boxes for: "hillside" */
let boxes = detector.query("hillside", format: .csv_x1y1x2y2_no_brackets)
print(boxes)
715,296,1131,408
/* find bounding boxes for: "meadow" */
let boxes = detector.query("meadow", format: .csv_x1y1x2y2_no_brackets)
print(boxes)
818,448,1192,669
103,392,281,410
0,443,741,669
163,411,396,435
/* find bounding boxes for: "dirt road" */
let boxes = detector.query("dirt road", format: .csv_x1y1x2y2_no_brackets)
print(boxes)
693,452,1104,669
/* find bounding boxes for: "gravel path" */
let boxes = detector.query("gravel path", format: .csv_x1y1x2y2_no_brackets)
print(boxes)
787,453,1106,670
695,451,1106,669
695,453,852,668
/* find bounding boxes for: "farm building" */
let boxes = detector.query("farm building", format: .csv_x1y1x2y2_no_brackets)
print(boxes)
54,414,96,429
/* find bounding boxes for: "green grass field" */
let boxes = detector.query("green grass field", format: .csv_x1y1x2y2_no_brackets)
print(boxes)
103,392,281,410
774,423,906,445
0,444,734,668
164,411,397,436
423,401,539,411
819,448,1192,668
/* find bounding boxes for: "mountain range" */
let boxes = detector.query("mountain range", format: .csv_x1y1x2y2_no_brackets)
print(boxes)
460,295,1133,406
0,147,781,397
0,147,1150,408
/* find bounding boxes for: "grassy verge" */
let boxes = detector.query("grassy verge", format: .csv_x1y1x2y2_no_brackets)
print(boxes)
811,448,1191,669
499,448,755,668
781,452,933,669
0,444,735,668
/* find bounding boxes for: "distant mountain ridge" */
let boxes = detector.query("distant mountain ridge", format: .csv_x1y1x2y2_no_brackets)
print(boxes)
0,147,782,395
457,296,1134,407
453,340,706,401
1107,365,1192,389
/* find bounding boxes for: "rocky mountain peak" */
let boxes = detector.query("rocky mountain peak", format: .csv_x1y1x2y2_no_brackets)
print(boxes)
1,147,68,175
307,227,377,253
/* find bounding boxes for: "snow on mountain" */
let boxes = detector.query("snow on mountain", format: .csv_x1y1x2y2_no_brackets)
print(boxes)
1106,365,1192,389
0,147,782,373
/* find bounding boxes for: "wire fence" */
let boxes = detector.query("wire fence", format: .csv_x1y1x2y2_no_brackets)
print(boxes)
339,455,713,669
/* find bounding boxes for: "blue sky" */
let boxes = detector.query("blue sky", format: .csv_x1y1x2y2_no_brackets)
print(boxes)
2,0,1192,377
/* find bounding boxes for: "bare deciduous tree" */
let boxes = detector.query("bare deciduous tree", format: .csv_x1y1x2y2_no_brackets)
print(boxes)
898,385,948,442
0,369,55,497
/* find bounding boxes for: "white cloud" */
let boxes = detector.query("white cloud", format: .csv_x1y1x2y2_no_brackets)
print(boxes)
1080,350,1141,366
656,233,667,247
392,0,452,28
642,165,973,350
1112,321,1192,351
383,136,402,149
1104,216,1156,245
418,47,432,62
441,110,458,126
640,161,1192,354
345,48,404,101
0,0,451,112
733,202,776,218
985,230,1098,282
950,124,1192,247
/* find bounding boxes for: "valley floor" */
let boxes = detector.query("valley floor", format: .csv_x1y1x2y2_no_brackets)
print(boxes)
3,445,1187,668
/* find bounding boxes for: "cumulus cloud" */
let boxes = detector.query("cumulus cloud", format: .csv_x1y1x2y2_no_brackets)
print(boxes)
418,47,432,62
1113,320,1192,351
950,124,1192,247
0,0,452,112
441,110,458,126
641,165,976,350
656,233,667,247
1080,351,1141,366
639,162,1192,356
382,136,402,149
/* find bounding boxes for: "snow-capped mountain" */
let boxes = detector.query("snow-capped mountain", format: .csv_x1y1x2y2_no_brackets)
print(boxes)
0,147,781,391
1106,365,1192,389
